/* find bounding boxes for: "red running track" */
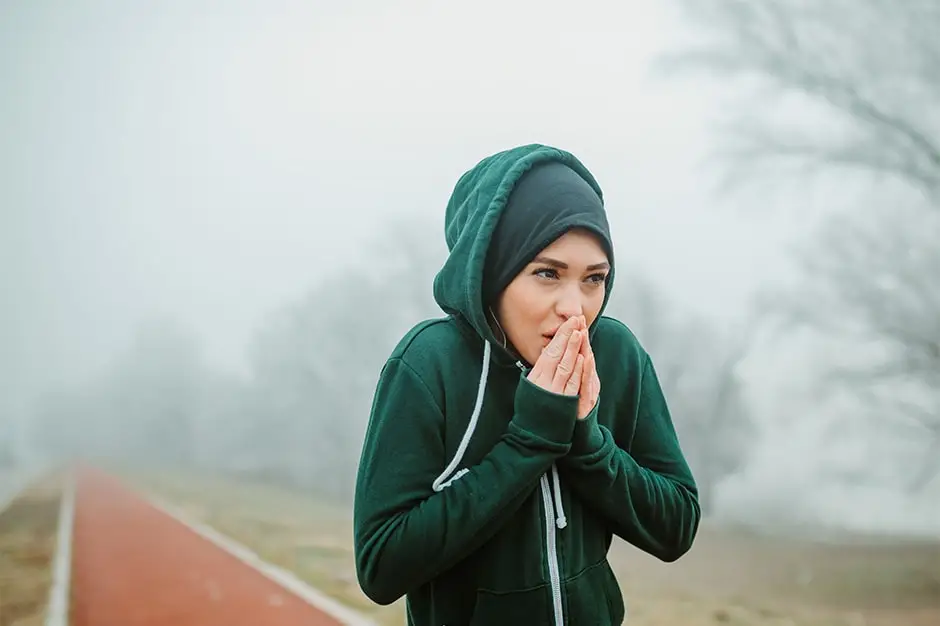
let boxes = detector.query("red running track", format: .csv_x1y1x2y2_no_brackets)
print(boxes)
70,466,348,626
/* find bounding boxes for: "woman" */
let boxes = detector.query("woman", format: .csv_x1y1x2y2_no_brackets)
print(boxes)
353,143,700,625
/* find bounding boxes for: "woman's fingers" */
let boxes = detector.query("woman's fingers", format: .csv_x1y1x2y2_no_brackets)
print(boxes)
552,329,584,392
576,341,601,420
581,351,593,397
544,317,579,361
565,354,585,396
529,317,576,385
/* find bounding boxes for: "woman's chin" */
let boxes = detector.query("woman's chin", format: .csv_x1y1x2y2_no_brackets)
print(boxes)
519,345,542,367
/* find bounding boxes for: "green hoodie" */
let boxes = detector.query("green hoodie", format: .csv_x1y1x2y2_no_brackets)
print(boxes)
353,144,700,625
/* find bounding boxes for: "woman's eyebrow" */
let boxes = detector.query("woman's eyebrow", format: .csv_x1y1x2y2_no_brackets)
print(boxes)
531,256,610,271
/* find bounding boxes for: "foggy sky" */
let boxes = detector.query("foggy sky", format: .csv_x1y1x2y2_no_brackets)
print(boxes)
3,0,809,417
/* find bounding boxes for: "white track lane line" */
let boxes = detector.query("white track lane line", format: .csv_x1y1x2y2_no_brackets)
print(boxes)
45,471,75,626
147,495,378,626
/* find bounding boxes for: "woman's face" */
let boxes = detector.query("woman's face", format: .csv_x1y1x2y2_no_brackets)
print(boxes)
495,229,610,366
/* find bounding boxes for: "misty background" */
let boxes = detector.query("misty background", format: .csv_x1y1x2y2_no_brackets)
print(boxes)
2,0,938,539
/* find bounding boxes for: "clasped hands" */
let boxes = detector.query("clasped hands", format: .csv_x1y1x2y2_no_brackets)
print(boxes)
526,316,600,420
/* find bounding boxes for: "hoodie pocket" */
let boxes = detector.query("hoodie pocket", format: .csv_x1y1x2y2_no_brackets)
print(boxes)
468,584,554,626
564,558,626,625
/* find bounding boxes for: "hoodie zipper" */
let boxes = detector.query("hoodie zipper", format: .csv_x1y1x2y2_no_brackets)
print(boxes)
540,473,564,626
516,360,564,626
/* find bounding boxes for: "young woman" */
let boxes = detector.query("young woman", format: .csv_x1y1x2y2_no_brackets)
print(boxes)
353,144,700,625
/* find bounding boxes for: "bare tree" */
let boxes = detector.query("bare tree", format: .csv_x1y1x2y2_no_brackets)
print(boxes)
662,0,940,197
663,0,940,489
605,275,758,514
243,214,445,498
27,317,209,468
759,204,940,489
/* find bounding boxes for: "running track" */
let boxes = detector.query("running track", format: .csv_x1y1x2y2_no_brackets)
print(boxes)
68,466,372,626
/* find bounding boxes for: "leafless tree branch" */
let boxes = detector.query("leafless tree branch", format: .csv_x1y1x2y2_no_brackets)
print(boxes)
662,0,940,196
665,0,940,487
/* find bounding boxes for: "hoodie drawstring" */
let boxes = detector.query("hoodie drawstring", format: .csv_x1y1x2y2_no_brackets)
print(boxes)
550,463,567,529
430,340,567,531
432,341,491,492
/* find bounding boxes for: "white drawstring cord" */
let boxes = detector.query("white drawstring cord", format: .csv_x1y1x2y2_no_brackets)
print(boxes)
432,341,491,492
550,463,567,529
431,339,567,532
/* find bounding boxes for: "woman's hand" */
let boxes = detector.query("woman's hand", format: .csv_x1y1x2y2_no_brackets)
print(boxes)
527,316,585,396
577,323,600,420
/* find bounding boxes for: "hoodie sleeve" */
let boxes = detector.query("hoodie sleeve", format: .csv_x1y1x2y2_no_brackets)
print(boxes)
353,357,578,606
558,354,701,562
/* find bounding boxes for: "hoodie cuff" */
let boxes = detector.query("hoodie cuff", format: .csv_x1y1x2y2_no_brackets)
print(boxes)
512,374,579,445
570,403,606,455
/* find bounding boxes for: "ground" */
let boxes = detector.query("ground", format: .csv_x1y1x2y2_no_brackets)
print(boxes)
0,474,62,626
123,468,939,626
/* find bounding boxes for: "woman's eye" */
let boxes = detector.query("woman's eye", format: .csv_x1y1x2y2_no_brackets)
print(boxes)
586,273,607,284
534,268,558,279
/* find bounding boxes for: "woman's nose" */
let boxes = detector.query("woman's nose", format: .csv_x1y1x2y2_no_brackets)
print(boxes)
556,286,584,320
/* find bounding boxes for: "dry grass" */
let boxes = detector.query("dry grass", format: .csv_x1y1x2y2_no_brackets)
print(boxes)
0,474,63,626
124,468,940,626
606,529,940,626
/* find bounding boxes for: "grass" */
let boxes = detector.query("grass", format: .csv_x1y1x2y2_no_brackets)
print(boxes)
123,467,940,626
0,473,63,626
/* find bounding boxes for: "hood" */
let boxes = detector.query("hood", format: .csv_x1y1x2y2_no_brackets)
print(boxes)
432,143,616,363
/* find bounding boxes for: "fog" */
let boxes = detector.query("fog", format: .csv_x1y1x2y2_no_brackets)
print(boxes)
3,0,938,549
